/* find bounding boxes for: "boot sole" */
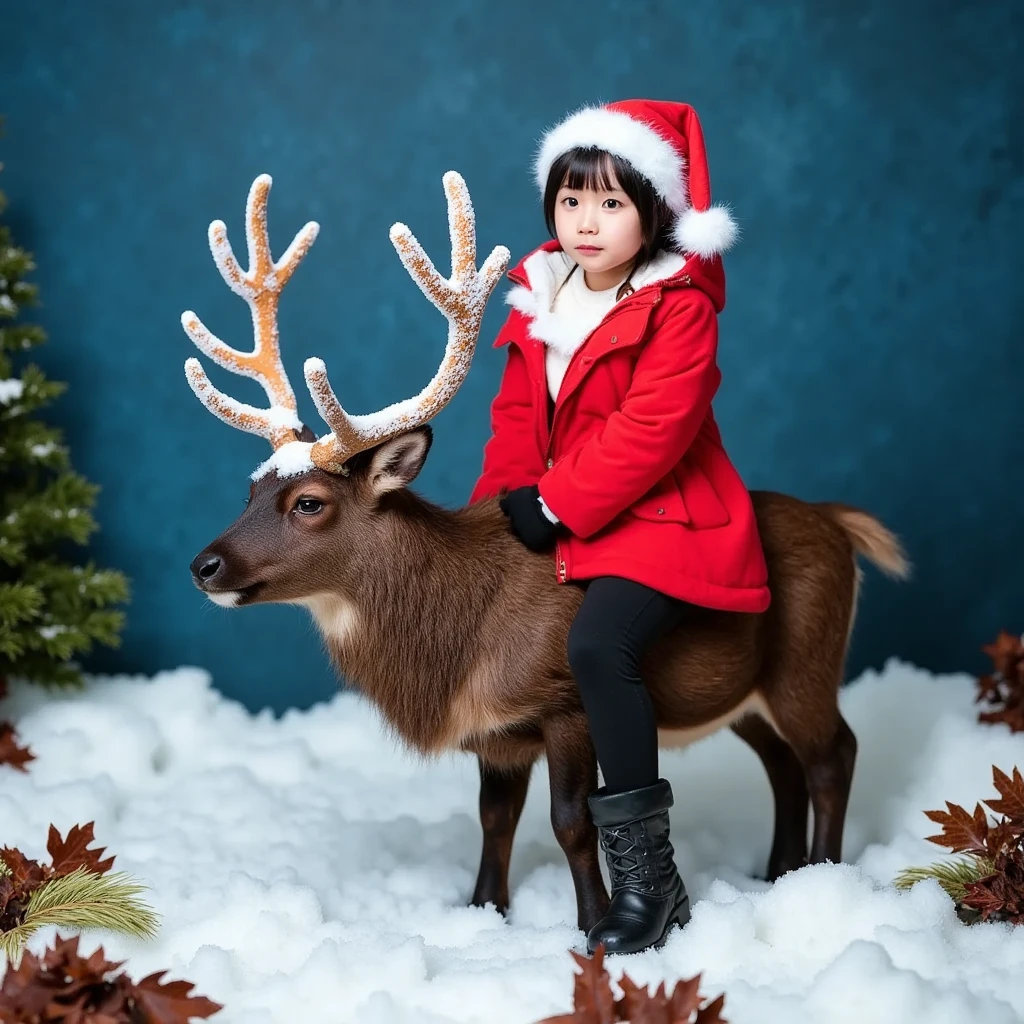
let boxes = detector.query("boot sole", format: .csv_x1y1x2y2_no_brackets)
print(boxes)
652,892,690,950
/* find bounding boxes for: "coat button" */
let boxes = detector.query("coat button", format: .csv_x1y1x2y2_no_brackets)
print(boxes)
657,508,665,515
547,458,554,469
610,335,618,344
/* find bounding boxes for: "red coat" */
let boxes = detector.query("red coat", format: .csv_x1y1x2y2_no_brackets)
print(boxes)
468,240,770,614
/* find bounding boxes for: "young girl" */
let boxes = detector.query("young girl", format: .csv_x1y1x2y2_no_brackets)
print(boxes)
468,99,771,955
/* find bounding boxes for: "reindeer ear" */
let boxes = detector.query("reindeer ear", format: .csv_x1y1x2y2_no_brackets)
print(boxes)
366,426,433,495
297,423,318,444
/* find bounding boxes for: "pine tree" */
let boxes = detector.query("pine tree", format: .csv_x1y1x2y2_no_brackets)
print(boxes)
0,130,129,691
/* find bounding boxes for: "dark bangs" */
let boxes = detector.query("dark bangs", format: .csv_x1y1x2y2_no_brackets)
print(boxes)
542,147,676,270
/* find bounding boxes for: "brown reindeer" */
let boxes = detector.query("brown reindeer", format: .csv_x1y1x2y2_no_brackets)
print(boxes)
183,173,910,936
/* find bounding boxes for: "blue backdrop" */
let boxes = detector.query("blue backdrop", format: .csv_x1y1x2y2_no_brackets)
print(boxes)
1,2,1020,713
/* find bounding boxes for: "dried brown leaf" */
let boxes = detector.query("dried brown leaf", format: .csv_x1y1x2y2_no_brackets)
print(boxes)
984,767,1024,829
0,721,35,772
695,993,728,1023
962,849,1024,924
0,934,221,1023
0,846,50,931
47,821,116,877
536,945,725,1024
976,632,1024,733
924,801,992,855
129,971,223,1023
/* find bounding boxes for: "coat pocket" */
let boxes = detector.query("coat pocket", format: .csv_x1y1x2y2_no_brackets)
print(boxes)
672,457,731,529
629,471,691,524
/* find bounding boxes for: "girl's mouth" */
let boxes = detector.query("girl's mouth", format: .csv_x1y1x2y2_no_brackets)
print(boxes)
576,245,602,253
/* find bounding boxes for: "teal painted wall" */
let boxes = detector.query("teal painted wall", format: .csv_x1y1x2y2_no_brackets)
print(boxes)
1,1,1020,711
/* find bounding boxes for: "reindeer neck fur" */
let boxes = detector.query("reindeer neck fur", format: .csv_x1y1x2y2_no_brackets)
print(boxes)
296,489,514,753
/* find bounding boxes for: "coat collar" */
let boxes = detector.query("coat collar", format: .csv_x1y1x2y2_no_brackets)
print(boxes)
504,242,689,358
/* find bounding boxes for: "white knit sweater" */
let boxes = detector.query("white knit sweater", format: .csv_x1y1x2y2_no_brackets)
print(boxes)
544,267,626,401
538,267,626,524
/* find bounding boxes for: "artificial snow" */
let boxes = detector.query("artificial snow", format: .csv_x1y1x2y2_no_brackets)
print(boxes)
250,438,316,482
1,658,1022,1023
0,378,25,404
36,625,68,640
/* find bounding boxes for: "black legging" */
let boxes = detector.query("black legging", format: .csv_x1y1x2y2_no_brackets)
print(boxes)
567,575,691,794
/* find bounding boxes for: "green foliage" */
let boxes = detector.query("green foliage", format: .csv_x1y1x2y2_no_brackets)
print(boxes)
893,856,994,903
0,867,159,962
0,124,130,689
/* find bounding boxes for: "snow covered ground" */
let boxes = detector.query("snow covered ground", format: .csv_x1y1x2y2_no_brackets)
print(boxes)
1,657,1023,1023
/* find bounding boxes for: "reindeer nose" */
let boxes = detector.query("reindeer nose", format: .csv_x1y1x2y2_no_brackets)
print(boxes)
191,553,223,585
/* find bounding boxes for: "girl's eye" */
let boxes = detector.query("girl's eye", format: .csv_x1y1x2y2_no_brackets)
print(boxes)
295,498,324,516
604,199,621,209
562,196,578,208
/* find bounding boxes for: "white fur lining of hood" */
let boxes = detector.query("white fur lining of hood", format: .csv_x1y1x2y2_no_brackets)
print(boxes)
504,248,686,358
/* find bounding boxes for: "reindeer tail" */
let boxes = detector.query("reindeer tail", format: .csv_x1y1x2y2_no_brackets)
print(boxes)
818,503,912,581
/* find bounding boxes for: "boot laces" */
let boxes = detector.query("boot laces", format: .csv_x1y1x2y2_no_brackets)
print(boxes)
600,822,656,893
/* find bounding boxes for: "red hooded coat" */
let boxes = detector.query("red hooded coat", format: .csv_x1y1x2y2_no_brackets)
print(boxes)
468,239,771,614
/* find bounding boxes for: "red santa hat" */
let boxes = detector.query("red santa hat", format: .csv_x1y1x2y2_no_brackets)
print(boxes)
534,99,738,259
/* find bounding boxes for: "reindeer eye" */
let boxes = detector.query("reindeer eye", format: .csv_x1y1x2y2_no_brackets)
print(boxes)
295,498,324,515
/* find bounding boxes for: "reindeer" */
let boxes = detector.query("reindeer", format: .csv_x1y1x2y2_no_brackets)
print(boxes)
182,173,910,936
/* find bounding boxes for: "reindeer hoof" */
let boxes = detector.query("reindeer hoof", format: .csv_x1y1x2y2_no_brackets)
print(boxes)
764,855,809,882
469,894,509,917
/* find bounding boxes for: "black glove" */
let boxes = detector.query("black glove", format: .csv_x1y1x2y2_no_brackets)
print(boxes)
498,484,562,552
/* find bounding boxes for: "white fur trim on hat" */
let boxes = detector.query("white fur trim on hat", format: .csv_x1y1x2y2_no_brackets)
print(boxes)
535,105,739,257
535,106,687,213
671,205,739,258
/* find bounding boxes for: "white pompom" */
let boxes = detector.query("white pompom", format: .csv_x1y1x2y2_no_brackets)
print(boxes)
671,206,739,258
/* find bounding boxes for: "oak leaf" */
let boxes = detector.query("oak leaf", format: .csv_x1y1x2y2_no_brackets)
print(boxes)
984,766,1024,831
129,972,224,1023
695,994,728,1023
0,933,221,1022
1,823,124,938
924,801,992,856
963,849,1024,924
976,631,1024,733
538,945,618,1023
536,943,727,1023
0,721,35,772
48,821,116,877
0,847,48,932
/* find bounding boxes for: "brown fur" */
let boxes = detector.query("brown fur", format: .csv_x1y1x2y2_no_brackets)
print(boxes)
191,427,910,931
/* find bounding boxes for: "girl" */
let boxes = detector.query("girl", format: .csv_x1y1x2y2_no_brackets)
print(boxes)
468,99,771,955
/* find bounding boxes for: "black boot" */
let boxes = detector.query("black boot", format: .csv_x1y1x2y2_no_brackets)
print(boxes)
586,778,690,955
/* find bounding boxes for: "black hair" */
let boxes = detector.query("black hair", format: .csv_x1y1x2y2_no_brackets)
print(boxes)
542,147,675,302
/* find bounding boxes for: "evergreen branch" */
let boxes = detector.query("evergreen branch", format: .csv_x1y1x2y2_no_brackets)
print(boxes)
894,855,995,903
0,867,160,960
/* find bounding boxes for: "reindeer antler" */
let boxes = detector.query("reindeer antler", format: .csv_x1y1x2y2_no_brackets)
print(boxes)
181,174,319,448
182,171,509,478
304,170,510,474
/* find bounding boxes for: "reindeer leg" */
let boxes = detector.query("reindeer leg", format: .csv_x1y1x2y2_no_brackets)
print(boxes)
802,714,858,864
542,713,609,934
469,756,533,915
731,716,809,879
772,710,858,865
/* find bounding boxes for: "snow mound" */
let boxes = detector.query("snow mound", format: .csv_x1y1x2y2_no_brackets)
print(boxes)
1,658,1022,1023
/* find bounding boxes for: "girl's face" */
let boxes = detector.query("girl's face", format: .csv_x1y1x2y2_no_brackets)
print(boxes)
553,165,642,289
